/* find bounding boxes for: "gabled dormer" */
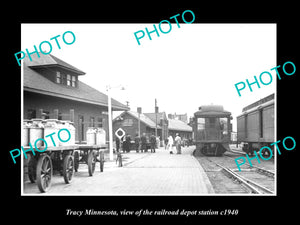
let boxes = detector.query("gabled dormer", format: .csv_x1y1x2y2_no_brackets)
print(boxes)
24,53,85,88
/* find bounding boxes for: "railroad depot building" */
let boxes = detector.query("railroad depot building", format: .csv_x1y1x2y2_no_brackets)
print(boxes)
113,111,192,143
23,54,129,143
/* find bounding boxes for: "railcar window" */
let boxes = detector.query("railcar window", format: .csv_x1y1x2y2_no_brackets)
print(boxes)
197,118,205,130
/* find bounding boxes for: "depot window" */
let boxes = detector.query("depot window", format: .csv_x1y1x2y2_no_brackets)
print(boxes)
97,117,103,128
56,71,61,83
56,71,77,87
67,74,71,86
123,119,133,126
71,76,76,87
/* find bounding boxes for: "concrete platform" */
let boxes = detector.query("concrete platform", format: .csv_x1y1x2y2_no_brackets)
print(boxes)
23,146,214,195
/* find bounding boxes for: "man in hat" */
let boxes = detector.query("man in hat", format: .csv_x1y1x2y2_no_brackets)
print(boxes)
175,133,182,154
167,135,174,154
134,134,140,153
150,133,156,153
141,133,147,153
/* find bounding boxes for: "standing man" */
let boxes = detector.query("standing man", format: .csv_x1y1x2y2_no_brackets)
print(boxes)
156,136,160,149
150,133,156,153
122,135,127,153
134,134,140,153
116,136,120,153
125,135,131,153
167,135,174,154
141,133,147,153
175,133,182,154
164,137,169,150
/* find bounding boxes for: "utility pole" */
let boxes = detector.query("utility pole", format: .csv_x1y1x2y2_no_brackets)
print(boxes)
106,85,125,161
107,86,113,161
137,107,142,137
155,98,158,137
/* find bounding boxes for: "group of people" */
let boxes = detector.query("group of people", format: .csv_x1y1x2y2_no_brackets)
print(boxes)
135,133,157,153
165,133,182,154
115,133,158,153
115,132,184,155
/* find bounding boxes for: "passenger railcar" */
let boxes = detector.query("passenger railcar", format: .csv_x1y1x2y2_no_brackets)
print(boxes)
193,105,232,156
237,93,275,155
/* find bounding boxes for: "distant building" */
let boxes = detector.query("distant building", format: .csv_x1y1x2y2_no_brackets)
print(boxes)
113,110,192,143
113,111,161,140
168,113,188,123
144,112,168,141
23,54,129,143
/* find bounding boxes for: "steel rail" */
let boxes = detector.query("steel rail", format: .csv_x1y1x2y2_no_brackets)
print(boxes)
216,163,263,194
217,163,274,194
224,151,275,178
204,156,274,194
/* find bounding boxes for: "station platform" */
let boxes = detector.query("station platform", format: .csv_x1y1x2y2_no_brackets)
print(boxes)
23,146,214,195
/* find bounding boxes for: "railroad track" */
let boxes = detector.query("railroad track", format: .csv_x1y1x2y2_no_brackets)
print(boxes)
200,154,275,195
225,150,275,178
216,162,274,194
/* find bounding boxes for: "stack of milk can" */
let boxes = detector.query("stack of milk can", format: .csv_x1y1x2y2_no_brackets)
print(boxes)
23,119,76,147
86,127,106,146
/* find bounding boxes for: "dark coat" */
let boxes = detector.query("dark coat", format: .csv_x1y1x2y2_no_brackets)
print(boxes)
141,135,147,144
134,136,140,144
150,135,156,144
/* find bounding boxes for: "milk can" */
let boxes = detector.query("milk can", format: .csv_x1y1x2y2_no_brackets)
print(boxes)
68,121,76,145
86,127,96,145
23,120,31,146
96,128,106,146
43,119,59,147
29,118,44,148
60,120,72,146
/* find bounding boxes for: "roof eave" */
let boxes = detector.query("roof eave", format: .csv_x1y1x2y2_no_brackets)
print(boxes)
28,64,86,75
24,87,129,111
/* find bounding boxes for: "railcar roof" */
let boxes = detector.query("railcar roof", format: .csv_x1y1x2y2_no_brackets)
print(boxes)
194,105,231,117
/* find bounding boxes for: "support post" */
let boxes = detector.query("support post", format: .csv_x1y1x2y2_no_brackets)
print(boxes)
107,90,113,161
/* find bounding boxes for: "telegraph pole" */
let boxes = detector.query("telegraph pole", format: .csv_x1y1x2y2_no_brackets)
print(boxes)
155,98,158,137
137,107,142,137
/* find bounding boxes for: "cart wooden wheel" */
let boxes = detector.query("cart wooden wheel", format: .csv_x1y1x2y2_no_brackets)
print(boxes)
74,151,80,172
88,150,96,176
63,154,74,184
100,152,104,172
36,154,53,193
28,156,37,183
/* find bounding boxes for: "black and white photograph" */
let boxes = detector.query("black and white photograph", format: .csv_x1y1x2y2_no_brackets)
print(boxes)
20,23,277,195
4,5,298,224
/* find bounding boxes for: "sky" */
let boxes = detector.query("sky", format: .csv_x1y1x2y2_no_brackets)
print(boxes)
21,23,276,131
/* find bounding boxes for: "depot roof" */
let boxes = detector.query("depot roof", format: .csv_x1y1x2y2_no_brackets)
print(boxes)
23,54,129,111
24,53,86,75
